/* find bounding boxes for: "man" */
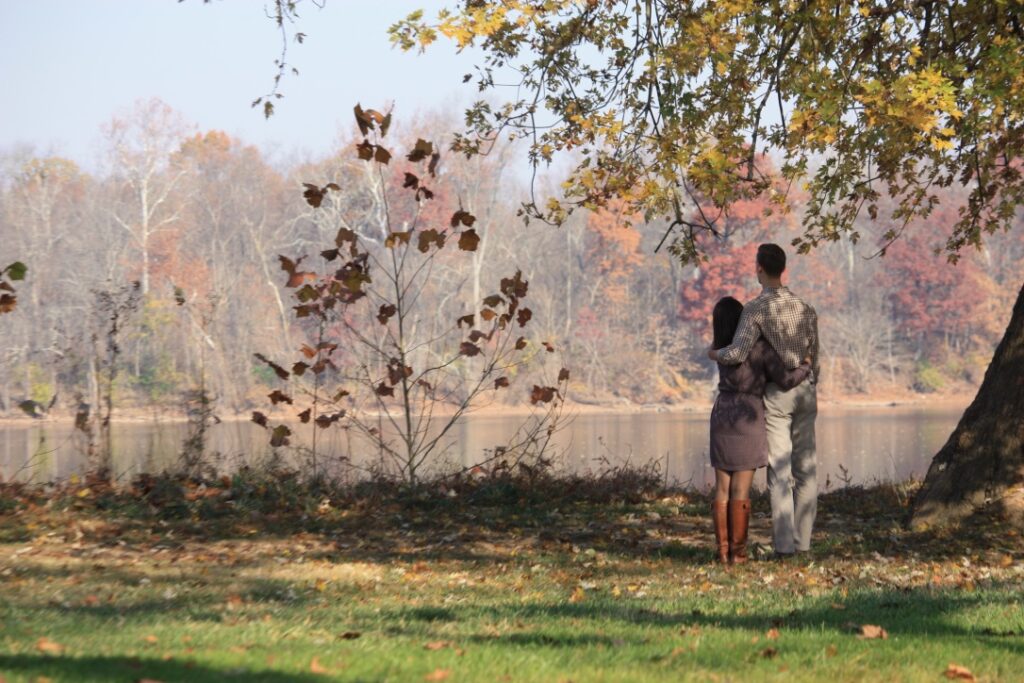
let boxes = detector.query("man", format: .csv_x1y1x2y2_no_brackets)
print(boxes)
708,243,820,557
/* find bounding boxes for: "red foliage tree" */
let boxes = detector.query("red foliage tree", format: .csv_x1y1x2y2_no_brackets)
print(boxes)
583,201,645,306
878,227,982,358
677,241,761,339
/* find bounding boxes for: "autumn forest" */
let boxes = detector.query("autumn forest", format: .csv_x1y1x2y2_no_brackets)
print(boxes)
1,98,1020,420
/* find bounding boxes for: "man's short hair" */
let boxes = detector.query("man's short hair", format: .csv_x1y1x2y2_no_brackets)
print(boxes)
757,243,786,277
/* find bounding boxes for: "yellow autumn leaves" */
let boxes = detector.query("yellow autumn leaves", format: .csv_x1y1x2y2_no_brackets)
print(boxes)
787,66,962,153
435,1,573,49
856,67,962,151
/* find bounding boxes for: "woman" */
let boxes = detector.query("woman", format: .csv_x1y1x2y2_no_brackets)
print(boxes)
709,297,810,564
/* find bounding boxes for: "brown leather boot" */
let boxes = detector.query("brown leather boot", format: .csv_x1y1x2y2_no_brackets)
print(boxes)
712,501,729,563
728,499,751,564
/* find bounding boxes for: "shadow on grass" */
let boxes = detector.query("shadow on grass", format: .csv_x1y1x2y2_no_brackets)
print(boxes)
1,566,315,623
360,581,1024,656
465,632,626,648
0,654,323,683
2,474,1020,570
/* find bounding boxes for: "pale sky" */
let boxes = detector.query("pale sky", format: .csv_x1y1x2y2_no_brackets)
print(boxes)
0,1,480,168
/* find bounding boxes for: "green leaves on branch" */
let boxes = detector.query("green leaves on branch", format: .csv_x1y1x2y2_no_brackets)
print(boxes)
5,262,27,281
1,261,27,314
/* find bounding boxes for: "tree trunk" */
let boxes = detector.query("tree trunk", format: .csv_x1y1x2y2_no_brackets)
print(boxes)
910,279,1024,530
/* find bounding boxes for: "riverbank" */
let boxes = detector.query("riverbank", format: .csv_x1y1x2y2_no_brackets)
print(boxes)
0,391,974,425
0,472,1020,682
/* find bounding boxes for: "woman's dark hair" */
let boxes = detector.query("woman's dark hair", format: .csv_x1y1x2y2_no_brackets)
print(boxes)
712,297,744,350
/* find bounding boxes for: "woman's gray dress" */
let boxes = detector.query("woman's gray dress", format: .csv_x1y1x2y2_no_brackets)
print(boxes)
710,338,810,471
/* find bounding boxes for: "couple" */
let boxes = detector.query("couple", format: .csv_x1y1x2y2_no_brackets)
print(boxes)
706,243,819,564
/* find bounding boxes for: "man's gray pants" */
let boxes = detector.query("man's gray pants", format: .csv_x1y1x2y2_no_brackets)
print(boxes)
764,380,818,554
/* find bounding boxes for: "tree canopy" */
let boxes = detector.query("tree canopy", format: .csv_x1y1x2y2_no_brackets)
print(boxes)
387,0,1024,264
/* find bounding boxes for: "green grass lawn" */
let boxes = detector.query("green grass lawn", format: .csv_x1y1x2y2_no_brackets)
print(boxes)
1,477,1022,682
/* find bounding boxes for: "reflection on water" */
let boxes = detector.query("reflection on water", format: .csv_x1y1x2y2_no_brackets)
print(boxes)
0,405,964,491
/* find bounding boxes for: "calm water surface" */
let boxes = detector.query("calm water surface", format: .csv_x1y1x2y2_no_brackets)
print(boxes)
0,405,965,490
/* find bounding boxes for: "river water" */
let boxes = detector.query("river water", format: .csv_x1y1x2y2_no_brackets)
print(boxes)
0,403,965,490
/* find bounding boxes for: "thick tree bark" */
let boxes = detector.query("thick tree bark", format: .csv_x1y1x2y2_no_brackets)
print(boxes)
910,279,1024,529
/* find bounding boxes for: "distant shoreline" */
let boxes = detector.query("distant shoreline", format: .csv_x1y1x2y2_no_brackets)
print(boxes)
0,393,974,425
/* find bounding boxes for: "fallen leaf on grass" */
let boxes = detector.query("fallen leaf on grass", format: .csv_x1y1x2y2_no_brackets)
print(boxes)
858,624,888,640
424,670,451,682
761,647,778,659
143,635,158,644
310,657,329,674
667,646,687,660
339,631,361,640
425,641,453,651
35,637,63,654
944,663,976,681
825,644,838,658
766,628,779,640
569,586,586,603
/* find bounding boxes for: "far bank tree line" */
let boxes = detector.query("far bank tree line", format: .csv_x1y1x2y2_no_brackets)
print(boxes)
1,98,1021,418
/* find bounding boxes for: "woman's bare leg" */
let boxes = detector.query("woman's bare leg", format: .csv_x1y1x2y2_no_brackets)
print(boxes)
715,469,732,503
729,469,754,501
712,469,731,562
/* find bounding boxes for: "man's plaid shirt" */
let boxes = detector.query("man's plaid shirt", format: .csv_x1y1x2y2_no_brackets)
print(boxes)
717,286,820,382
